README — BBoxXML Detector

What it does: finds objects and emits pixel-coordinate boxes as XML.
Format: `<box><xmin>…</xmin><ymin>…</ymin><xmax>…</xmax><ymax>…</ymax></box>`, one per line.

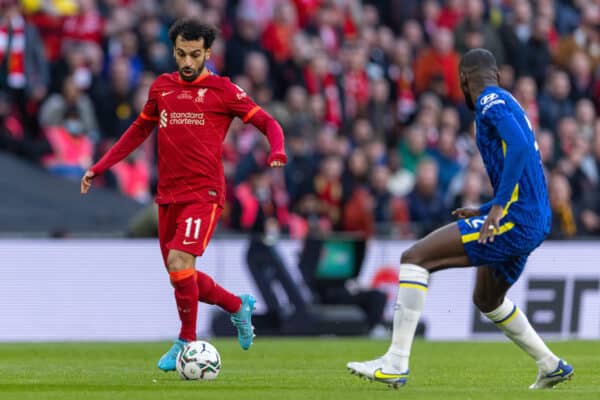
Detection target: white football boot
<box><xmin>347</xmin><ymin>355</ymin><xmax>409</xmax><ymax>389</ymax></box>
<box><xmin>529</xmin><ymin>359</ymin><xmax>574</xmax><ymax>389</ymax></box>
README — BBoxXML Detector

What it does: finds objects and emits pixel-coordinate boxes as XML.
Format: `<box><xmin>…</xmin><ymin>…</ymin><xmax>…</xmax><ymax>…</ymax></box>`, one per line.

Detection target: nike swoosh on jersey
<box><xmin>373</xmin><ymin>369</ymin><xmax>408</xmax><ymax>380</ymax></box>
<box><xmin>161</xmin><ymin>91</ymin><xmax>174</xmax><ymax>97</ymax></box>
<box><xmin>182</xmin><ymin>240</ymin><xmax>198</xmax><ymax>245</ymax></box>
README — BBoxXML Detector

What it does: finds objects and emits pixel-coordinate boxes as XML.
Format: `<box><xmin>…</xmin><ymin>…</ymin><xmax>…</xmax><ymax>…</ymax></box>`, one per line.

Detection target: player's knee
<box><xmin>166</xmin><ymin>252</ymin><xmax>194</xmax><ymax>272</ymax></box>
<box><xmin>472</xmin><ymin>291</ymin><xmax>502</xmax><ymax>313</ymax></box>
<box><xmin>400</xmin><ymin>245</ymin><xmax>425</xmax><ymax>266</ymax></box>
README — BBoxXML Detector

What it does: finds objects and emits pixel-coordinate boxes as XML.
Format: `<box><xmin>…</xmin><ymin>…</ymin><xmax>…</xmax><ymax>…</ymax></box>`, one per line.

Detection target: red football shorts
<box><xmin>158</xmin><ymin>202</ymin><xmax>223</xmax><ymax>265</ymax></box>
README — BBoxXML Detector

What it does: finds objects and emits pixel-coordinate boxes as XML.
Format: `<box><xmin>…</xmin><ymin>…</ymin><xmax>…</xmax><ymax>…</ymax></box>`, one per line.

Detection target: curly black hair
<box><xmin>168</xmin><ymin>19</ymin><xmax>218</xmax><ymax>48</ymax></box>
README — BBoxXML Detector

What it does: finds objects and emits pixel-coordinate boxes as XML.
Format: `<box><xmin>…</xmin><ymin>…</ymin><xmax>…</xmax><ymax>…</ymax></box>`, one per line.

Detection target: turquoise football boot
<box><xmin>230</xmin><ymin>294</ymin><xmax>256</xmax><ymax>350</ymax></box>
<box><xmin>157</xmin><ymin>338</ymin><xmax>188</xmax><ymax>371</ymax></box>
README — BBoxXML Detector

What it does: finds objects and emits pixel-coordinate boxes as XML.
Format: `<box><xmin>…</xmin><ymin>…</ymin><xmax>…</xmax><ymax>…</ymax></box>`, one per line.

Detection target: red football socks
<box><xmin>169</xmin><ymin>268</ymin><xmax>199</xmax><ymax>342</ymax></box>
<box><xmin>196</xmin><ymin>270</ymin><xmax>242</xmax><ymax>313</ymax></box>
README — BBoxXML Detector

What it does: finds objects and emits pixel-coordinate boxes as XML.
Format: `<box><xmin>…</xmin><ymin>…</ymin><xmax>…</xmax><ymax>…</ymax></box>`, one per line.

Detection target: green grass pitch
<box><xmin>0</xmin><ymin>338</ymin><xmax>597</xmax><ymax>400</ymax></box>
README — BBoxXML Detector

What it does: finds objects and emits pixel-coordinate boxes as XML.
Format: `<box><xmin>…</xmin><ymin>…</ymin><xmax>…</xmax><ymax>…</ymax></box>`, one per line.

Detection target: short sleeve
<box><xmin>139</xmin><ymin>80</ymin><xmax>159</xmax><ymax>122</ymax></box>
<box><xmin>222</xmin><ymin>78</ymin><xmax>261</xmax><ymax>122</ymax></box>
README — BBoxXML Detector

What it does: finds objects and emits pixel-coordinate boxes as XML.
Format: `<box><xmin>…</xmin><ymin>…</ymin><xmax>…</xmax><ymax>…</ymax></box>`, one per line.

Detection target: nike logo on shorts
<box><xmin>183</xmin><ymin>240</ymin><xmax>197</xmax><ymax>245</ymax></box>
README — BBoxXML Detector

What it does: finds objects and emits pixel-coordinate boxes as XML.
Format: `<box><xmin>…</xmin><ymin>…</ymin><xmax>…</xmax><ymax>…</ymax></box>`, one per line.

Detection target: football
<box><xmin>176</xmin><ymin>340</ymin><xmax>221</xmax><ymax>380</ymax></box>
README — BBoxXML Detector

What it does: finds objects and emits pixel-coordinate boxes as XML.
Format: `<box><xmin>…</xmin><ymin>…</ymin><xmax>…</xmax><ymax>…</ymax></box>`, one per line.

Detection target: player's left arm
<box><xmin>479</xmin><ymin>100</ymin><xmax>529</xmax><ymax>243</ymax></box>
<box><xmin>223</xmin><ymin>79</ymin><xmax>287</xmax><ymax>167</ymax></box>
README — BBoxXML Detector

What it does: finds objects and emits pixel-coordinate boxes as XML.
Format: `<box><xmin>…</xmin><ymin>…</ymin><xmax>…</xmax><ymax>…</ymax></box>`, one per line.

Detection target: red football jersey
<box><xmin>91</xmin><ymin>71</ymin><xmax>285</xmax><ymax>205</ymax></box>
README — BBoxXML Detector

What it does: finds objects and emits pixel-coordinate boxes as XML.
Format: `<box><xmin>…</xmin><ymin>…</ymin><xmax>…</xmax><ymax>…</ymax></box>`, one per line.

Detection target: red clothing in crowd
<box><xmin>62</xmin><ymin>9</ymin><xmax>104</xmax><ymax>45</ymax></box>
<box><xmin>414</xmin><ymin>48</ymin><xmax>462</xmax><ymax>103</ymax></box>
<box><xmin>261</xmin><ymin>21</ymin><xmax>297</xmax><ymax>63</ymax></box>
<box><xmin>343</xmin><ymin>69</ymin><xmax>369</xmax><ymax>119</ymax></box>
<box><xmin>303</xmin><ymin>67</ymin><xmax>342</xmax><ymax>128</ymax></box>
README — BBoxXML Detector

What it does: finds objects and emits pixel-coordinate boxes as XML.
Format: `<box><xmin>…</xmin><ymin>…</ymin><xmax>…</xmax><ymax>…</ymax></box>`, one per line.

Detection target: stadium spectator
<box><xmin>230</xmin><ymin>165</ymin><xmax>289</xmax><ymax>234</ymax></box>
<box><xmin>397</xmin><ymin>124</ymin><xmax>427</xmax><ymax>175</ymax></box>
<box><xmin>568</xmin><ymin>50</ymin><xmax>594</xmax><ymax>103</ymax></box>
<box><xmin>514</xmin><ymin>76</ymin><xmax>539</xmax><ymax>130</ymax></box>
<box><xmin>225</xmin><ymin>9</ymin><xmax>264</xmax><ymax>78</ymax></box>
<box><xmin>0</xmin><ymin>0</ymin><xmax>49</xmax><ymax>132</ymax></box>
<box><xmin>523</xmin><ymin>15</ymin><xmax>553</xmax><ymax>89</ymax></box>
<box><xmin>555</xmin><ymin>116</ymin><xmax>591</xmax><ymax>204</ymax></box>
<box><xmin>450</xmin><ymin>168</ymin><xmax>488</xmax><ymax>211</ymax></box>
<box><xmin>428</xmin><ymin>125</ymin><xmax>461</xmax><ymax>197</ymax></box>
<box><xmin>367</xmin><ymin>77</ymin><xmax>394</xmax><ymax>140</ymax></box>
<box><xmin>42</xmin><ymin>107</ymin><xmax>93</xmax><ymax>180</ymax></box>
<box><xmin>454</xmin><ymin>0</ymin><xmax>505</xmax><ymax>65</ymax></box>
<box><xmin>548</xmin><ymin>171</ymin><xmax>578</xmax><ymax>239</ymax></box>
<box><xmin>108</xmin><ymin>149</ymin><xmax>152</xmax><ymax>203</ymax></box>
<box><xmin>303</xmin><ymin>50</ymin><xmax>342</xmax><ymax>128</ymax></box>
<box><xmin>313</xmin><ymin>155</ymin><xmax>344</xmax><ymax>229</ymax></box>
<box><xmin>414</xmin><ymin>28</ymin><xmax>463</xmax><ymax>104</ymax></box>
<box><xmin>538</xmin><ymin>69</ymin><xmax>574</xmax><ymax>131</ymax></box>
<box><xmin>407</xmin><ymin>157</ymin><xmax>448</xmax><ymax>238</ymax></box>
<box><xmin>0</xmin><ymin>88</ymin><xmax>49</xmax><ymax>161</ymax></box>
<box><xmin>369</xmin><ymin>163</ymin><xmax>409</xmax><ymax>236</ymax></box>
<box><xmin>498</xmin><ymin>0</ymin><xmax>533</xmax><ymax>78</ymax></box>
<box><xmin>261</xmin><ymin>0</ymin><xmax>298</xmax><ymax>64</ymax></box>
<box><xmin>537</xmin><ymin>129</ymin><xmax>557</xmax><ymax>173</ymax></box>
<box><xmin>91</xmin><ymin>57</ymin><xmax>137</xmax><ymax>138</ymax></box>
<box><xmin>284</xmin><ymin>127</ymin><xmax>316</xmax><ymax>206</ymax></box>
<box><xmin>38</xmin><ymin>74</ymin><xmax>99</xmax><ymax>141</ymax></box>
<box><xmin>577</xmin><ymin>122</ymin><xmax>600</xmax><ymax>235</ymax></box>
<box><xmin>575</xmin><ymin>98</ymin><xmax>596</xmax><ymax>141</ymax></box>
<box><xmin>62</xmin><ymin>0</ymin><xmax>104</xmax><ymax>47</ymax></box>
<box><xmin>554</xmin><ymin>1</ymin><xmax>600</xmax><ymax>72</ymax></box>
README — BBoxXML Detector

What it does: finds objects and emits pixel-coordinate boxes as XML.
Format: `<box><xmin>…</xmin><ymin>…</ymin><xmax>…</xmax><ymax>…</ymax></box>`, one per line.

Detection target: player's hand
<box><xmin>478</xmin><ymin>204</ymin><xmax>503</xmax><ymax>244</ymax></box>
<box><xmin>268</xmin><ymin>152</ymin><xmax>287</xmax><ymax>168</ymax></box>
<box><xmin>80</xmin><ymin>170</ymin><xmax>96</xmax><ymax>194</ymax></box>
<box><xmin>451</xmin><ymin>207</ymin><xmax>480</xmax><ymax>219</ymax></box>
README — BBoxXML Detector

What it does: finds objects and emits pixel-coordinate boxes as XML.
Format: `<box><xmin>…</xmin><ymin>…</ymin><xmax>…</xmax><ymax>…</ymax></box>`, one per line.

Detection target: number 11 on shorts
<box><xmin>185</xmin><ymin>217</ymin><xmax>202</xmax><ymax>240</ymax></box>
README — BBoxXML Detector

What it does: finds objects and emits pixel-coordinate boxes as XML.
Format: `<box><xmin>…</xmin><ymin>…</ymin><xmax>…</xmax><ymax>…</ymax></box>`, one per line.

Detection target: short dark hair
<box><xmin>168</xmin><ymin>19</ymin><xmax>217</xmax><ymax>48</ymax></box>
<box><xmin>459</xmin><ymin>48</ymin><xmax>498</xmax><ymax>75</ymax></box>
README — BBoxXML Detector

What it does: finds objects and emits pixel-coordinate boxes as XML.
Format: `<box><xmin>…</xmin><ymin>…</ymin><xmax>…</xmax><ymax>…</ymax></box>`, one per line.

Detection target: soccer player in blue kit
<box><xmin>346</xmin><ymin>49</ymin><xmax>574</xmax><ymax>389</ymax></box>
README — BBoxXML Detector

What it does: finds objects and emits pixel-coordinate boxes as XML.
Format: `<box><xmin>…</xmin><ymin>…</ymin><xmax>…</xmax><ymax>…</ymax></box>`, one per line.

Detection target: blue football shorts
<box><xmin>457</xmin><ymin>214</ymin><xmax>547</xmax><ymax>285</ymax></box>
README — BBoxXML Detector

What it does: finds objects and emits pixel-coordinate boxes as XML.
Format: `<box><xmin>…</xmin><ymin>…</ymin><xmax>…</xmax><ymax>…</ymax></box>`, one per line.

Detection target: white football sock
<box><xmin>485</xmin><ymin>297</ymin><xmax>559</xmax><ymax>373</ymax></box>
<box><xmin>385</xmin><ymin>263</ymin><xmax>429</xmax><ymax>372</ymax></box>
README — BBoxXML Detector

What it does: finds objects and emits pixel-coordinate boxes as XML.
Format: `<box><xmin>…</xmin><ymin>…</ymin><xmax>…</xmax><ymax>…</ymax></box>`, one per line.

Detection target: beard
<box><xmin>178</xmin><ymin>56</ymin><xmax>206</xmax><ymax>82</ymax></box>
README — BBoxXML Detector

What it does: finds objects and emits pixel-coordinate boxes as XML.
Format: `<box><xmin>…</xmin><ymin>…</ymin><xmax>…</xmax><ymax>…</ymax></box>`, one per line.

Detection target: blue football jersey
<box><xmin>474</xmin><ymin>86</ymin><xmax>551</xmax><ymax>232</ymax></box>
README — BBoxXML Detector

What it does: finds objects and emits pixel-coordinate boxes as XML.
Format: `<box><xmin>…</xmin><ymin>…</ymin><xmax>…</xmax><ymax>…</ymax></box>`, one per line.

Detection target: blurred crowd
<box><xmin>1</xmin><ymin>0</ymin><xmax>600</xmax><ymax>239</ymax></box>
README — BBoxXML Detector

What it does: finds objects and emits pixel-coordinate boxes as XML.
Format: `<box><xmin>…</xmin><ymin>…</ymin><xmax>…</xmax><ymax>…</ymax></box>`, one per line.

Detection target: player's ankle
<box><xmin>384</xmin><ymin>350</ymin><xmax>408</xmax><ymax>371</ymax></box>
<box><xmin>536</xmin><ymin>354</ymin><xmax>560</xmax><ymax>373</ymax></box>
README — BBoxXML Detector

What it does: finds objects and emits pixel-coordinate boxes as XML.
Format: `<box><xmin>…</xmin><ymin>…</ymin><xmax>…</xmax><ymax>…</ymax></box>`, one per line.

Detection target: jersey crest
<box><xmin>195</xmin><ymin>88</ymin><xmax>208</xmax><ymax>103</ymax></box>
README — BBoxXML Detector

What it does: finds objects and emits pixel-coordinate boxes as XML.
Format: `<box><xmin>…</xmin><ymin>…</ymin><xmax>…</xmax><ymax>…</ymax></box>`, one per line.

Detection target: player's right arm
<box><xmin>81</xmin><ymin>82</ymin><xmax>159</xmax><ymax>194</ymax></box>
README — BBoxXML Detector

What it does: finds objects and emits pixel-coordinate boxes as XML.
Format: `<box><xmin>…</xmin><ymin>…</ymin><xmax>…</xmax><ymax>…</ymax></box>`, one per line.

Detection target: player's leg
<box><xmin>348</xmin><ymin>222</ymin><xmax>472</xmax><ymax>387</ymax></box>
<box><xmin>174</xmin><ymin>202</ymin><xmax>256</xmax><ymax>350</ymax></box>
<box><xmin>191</xmin><ymin>203</ymin><xmax>243</xmax><ymax>313</ymax></box>
<box><xmin>196</xmin><ymin>267</ymin><xmax>257</xmax><ymax>350</ymax></box>
<box><xmin>474</xmin><ymin>265</ymin><xmax>574</xmax><ymax>389</ymax></box>
<box><xmin>157</xmin><ymin>204</ymin><xmax>199</xmax><ymax>371</ymax></box>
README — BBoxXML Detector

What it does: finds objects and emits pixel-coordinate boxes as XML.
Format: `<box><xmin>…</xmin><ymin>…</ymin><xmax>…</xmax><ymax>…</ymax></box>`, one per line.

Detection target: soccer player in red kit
<box><xmin>80</xmin><ymin>19</ymin><xmax>287</xmax><ymax>371</ymax></box>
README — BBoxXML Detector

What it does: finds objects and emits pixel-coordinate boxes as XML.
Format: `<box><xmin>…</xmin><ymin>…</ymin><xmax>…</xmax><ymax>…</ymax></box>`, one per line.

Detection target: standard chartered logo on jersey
<box><xmin>159</xmin><ymin>109</ymin><xmax>205</xmax><ymax>128</ymax></box>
